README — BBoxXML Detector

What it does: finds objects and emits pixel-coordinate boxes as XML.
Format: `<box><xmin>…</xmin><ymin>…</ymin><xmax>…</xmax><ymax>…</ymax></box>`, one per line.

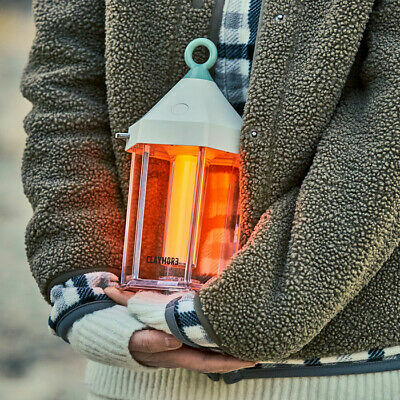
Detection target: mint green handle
<box><xmin>183</xmin><ymin>38</ymin><xmax>217</xmax><ymax>81</ymax></box>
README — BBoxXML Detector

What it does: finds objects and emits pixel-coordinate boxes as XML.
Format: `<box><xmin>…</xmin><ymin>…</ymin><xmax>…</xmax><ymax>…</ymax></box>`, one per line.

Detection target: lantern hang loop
<box><xmin>120</xmin><ymin>38</ymin><xmax>243</xmax><ymax>155</ymax></box>
<box><xmin>183</xmin><ymin>38</ymin><xmax>217</xmax><ymax>81</ymax></box>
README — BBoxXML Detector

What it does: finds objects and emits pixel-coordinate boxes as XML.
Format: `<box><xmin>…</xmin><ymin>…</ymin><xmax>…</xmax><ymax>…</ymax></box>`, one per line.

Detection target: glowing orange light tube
<box><xmin>163</xmin><ymin>154</ymin><xmax>198</xmax><ymax>264</ymax></box>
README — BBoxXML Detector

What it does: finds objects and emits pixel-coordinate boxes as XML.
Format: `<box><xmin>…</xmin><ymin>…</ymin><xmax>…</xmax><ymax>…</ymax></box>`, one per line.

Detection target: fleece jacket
<box><xmin>21</xmin><ymin>0</ymin><xmax>400</xmax><ymax>362</ymax></box>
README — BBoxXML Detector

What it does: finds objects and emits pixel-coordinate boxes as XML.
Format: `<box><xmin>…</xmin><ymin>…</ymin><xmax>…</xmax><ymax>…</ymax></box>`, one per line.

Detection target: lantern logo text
<box><xmin>146</xmin><ymin>256</ymin><xmax>180</xmax><ymax>265</ymax></box>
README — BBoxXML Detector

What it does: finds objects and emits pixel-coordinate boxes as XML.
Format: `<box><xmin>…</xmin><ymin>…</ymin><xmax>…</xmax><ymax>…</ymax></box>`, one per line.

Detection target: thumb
<box><xmin>104</xmin><ymin>287</ymin><xmax>135</xmax><ymax>306</ymax></box>
<box><xmin>130</xmin><ymin>330</ymin><xmax>182</xmax><ymax>354</ymax></box>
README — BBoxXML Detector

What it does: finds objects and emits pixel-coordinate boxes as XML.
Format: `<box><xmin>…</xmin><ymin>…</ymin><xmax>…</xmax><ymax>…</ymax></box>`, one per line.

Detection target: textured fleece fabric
<box><xmin>197</xmin><ymin>0</ymin><xmax>400</xmax><ymax>361</ymax></box>
<box><xmin>21</xmin><ymin>0</ymin><xmax>400</xmax><ymax>365</ymax></box>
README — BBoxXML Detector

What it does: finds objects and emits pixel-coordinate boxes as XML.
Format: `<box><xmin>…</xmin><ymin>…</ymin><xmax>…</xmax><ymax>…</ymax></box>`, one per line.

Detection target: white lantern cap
<box><xmin>119</xmin><ymin>38</ymin><xmax>243</xmax><ymax>154</ymax></box>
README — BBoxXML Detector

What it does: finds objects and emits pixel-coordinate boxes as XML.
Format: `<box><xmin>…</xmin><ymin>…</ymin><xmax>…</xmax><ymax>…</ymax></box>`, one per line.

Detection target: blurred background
<box><xmin>0</xmin><ymin>1</ymin><xmax>87</xmax><ymax>398</ymax></box>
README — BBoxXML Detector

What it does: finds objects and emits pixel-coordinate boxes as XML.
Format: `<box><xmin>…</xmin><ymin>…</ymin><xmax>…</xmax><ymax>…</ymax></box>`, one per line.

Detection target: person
<box><xmin>20</xmin><ymin>0</ymin><xmax>400</xmax><ymax>399</ymax></box>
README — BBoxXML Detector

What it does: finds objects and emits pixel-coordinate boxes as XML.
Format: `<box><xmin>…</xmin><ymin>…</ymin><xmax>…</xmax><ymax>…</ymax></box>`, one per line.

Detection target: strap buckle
<box><xmin>205</xmin><ymin>370</ymin><xmax>244</xmax><ymax>384</ymax></box>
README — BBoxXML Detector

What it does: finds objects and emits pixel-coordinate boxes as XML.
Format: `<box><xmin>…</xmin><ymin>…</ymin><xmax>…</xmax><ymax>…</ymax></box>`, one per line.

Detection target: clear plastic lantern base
<box><xmin>121</xmin><ymin>143</ymin><xmax>240</xmax><ymax>293</ymax></box>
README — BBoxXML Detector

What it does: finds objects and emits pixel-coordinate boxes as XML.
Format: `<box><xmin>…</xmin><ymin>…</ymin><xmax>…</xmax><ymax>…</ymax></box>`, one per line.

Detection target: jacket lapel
<box><xmin>103</xmin><ymin>0</ymin><xmax>374</xmax><ymax>217</ymax></box>
<box><xmin>239</xmin><ymin>0</ymin><xmax>375</xmax><ymax>236</ymax></box>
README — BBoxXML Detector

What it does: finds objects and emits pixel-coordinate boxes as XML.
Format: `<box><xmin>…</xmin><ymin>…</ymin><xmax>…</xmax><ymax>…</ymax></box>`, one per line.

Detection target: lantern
<box><xmin>116</xmin><ymin>38</ymin><xmax>242</xmax><ymax>292</ymax></box>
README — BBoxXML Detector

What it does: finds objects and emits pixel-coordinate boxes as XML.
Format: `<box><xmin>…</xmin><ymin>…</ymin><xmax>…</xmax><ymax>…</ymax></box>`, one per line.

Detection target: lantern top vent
<box><xmin>118</xmin><ymin>38</ymin><xmax>243</xmax><ymax>155</ymax></box>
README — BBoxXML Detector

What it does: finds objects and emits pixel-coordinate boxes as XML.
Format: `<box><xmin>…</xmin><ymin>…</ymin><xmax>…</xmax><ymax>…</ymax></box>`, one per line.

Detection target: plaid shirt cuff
<box><xmin>167</xmin><ymin>292</ymin><xmax>221</xmax><ymax>351</ymax></box>
<box><xmin>48</xmin><ymin>271</ymin><xmax>119</xmax><ymax>339</ymax></box>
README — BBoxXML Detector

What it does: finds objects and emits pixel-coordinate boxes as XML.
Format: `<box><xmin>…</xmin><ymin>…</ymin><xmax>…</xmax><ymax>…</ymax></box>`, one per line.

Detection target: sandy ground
<box><xmin>0</xmin><ymin>7</ymin><xmax>87</xmax><ymax>400</ymax></box>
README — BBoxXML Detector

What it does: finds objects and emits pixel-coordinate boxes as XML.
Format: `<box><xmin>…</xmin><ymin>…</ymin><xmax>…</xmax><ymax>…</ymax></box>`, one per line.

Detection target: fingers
<box><xmin>170</xmin><ymin>348</ymin><xmax>256</xmax><ymax>373</ymax></box>
<box><xmin>129</xmin><ymin>330</ymin><xmax>182</xmax><ymax>354</ymax></box>
<box><xmin>129</xmin><ymin>330</ymin><xmax>256</xmax><ymax>373</ymax></box>
<box><xmin>133</xmin><ymin>346</ymin><xmax>256</xmax><ymax>373</ymax></box>
<box><xmin>104</xmin><ymin>287</ymin><xmax>135</xmax><ymax>306</ymax></box>
<box><xmin>105</xmin><ymin>287</ymin><xmax>183</xmax><ymax>309</ymax></box>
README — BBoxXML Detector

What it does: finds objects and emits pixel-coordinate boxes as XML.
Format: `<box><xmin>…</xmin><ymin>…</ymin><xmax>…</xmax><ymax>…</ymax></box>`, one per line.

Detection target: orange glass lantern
<box><xmin>116</xmin><ymin>39</ymin><xmax>242</xmax><ymax>292</ymax></box>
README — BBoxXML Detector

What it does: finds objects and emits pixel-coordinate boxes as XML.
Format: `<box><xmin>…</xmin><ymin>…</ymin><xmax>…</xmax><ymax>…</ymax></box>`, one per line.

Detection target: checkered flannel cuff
<box><xmin>166</xmin><ymin>292</ymin><xmax>221</xmax><ymax>351</ymax></box>
<box><xmin>214</xmin><ymin>0</ymin><xmax>262</xmax><ymax>116</ymax></box>
<box><xmin>48</xmin><ymin>272</ymin><xmax>119</xmax><ymax>338</ymax></box>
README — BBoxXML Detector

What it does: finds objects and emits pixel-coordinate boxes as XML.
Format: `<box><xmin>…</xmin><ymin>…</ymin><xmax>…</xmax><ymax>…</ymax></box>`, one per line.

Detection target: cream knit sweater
<box><xmin>68</xmin><ymin>306</ymin><xmax>400</xmax><ymax>400</ymax></box>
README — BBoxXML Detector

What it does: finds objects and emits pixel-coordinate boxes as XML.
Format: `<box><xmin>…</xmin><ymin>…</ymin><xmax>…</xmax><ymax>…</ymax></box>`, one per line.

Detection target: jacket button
<box><xmin>250</xmin><ymin>131</ymin><xmax>258</xmax><ymax>138</ymax></box>
<box><xmin>274</xmin><ymin>14</ymin><xmax>284</xmax><ymax>21</ymax></box>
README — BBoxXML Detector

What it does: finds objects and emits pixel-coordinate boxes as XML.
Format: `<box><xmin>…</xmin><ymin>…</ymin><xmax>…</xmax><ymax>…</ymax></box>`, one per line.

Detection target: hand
<box><xmin>104</xmin><ymin>287</ymin><xmax>257</xmax><ymax>373</ymax></box>
<box><xmin>128</xmin><ymin>329</ymin><xmax>256</xmax><ymax>373</ymax></box>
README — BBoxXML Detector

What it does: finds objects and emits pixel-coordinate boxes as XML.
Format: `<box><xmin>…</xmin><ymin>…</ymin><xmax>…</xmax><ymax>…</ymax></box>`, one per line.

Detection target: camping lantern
<box><xmin>116</xmin><ymin>38</ymin><xmax>243</xmax><ymax>292</ymax></box>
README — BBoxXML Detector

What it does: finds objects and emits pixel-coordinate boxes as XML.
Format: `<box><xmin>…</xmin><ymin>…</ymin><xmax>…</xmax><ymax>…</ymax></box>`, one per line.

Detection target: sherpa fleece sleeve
<box><xmin>195</xmin><ymin>0</ymin><xmax>400</xmax><ymax>361</ymax></box>
<box><xmin>20</xmin><ymin>0</ymin><xmax>124</xmax><ymax>301</ymax></box>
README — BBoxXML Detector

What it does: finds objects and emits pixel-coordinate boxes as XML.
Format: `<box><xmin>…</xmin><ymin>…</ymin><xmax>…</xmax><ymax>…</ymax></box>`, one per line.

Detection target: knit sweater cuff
<box><xmin>67</xmin><ymin>304</ymin><xmax>159</xmax><ymax>372</ymax></box>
